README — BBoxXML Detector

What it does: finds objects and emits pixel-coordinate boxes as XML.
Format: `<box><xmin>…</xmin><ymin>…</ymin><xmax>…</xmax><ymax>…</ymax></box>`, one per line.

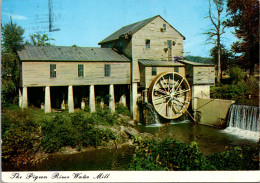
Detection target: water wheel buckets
<box><xmin>148</xmin><ymin>72</ymin><xmax>191</xmax><ymax>119</ymax></box>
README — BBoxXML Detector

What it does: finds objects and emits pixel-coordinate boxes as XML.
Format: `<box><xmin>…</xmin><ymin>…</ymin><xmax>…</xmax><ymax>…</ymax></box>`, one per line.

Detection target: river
<box><xmin>2</xmin><ymin>121</ymin><xmax>258</xmax><ymax>171</ymax></box>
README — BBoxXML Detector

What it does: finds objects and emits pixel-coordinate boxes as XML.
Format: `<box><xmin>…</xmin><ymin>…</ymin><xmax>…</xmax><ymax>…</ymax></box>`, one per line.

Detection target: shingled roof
<box><xmin>18</xmin><ymin>45</ymin><xmax>130</xmax><ymax>62</ymax></box>
<box><xmin>98</xmin><ymin>15</ymin><xmax>185</xmax><ymax>44</ymax></box>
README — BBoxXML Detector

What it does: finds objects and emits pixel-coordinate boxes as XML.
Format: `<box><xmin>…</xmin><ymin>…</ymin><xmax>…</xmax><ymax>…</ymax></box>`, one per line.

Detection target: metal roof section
<box><xmin>178</xmin><ymin>60</ymin><xmax>215</xmax><ymax>66</ymax></box>
<box><xmin>139</xmin><ymin>59</ymin><xmax>185</xmax><ymax>67</ymax></box>
<box><xmin>98</xmin><ymin>15</ymin><xmax>185</xmax><ymax>44</ymax></box>
<box><xmin>18</xmin><ymin>45</ymin><xmax>131</xmax><ymax>62</ymax></box>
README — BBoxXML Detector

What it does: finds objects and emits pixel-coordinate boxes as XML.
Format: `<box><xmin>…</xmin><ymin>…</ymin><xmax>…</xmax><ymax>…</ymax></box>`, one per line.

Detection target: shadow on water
<box><xmin>3</xmin><ymin>145</ymin><xmax>135</xmax><ymax>171</ymax></box>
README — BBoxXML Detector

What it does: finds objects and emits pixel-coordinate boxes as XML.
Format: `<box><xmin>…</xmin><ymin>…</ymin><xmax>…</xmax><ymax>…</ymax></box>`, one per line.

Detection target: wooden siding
<box><xmin>139</xmin><ymin>64</ymin><xmax>145</xmax><ymax>87</ymax></box>
<box><xmin>142</xmin><ymin>66</ymin><xmax>185</xmax><ymax>88</ymax></box>
<box><xmin>132</xmin><ymin>16</ymin><xmax>184</xmax><ymax>82</ymax></box>
<box><xmin>193</xmin><ymin>67</ymin><xmax>215</xmax><ymax>85</ymax></box>
<box><xmin>101</xmin><ymin>39</ymin><xmax>132</xmax><ymax>59</ymax></box>
<box><xmin>22</xmin><ymin>61</ymin><xmax>130</xmax><ymax>87</ymax></box>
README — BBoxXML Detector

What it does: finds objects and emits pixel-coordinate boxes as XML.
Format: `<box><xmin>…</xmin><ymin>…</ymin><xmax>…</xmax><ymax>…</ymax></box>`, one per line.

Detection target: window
<box><xmin>174</xmin><ymin>67</ymin><xmax>179</xmax><ymax>73</ymax></box>
<box><xmin>119</xmin><ymin>41</ymin><xmax>123</xmax><ymax>47</ymax></box>
<box><xmin>152</xmin><ymin>66</ymin><xmax>157</xmax><ymax>76</ymax></box>
<box><xmin>167</xmin><ymin>40</ymin><xmax>172</xmax><ymax>48</ymax></box>
<box><xmin>145</xmin><ymin>39</ymin><xmax>150</xmax><ymax>48</ymax></box>
<box><xmin>78</xmin><ymin>64</ymin><xmax>84</xmax><ymax>77</ymax></box>
<box><xmin>105</xmin><ymin>64</ymin><xmax>111</xmax><ymax>77</ymax></box>
<box><xmin>50</xmin><ymin>64</ymin><xmax>56</xmax><ymax>78</ymax></box>
<box><xmin>163</xmin><ymin>24</ymin><xmax>166</xmax><ymax>31</ymax></box>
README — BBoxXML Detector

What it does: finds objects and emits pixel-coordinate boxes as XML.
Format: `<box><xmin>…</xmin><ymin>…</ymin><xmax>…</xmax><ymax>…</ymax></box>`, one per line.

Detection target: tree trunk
<box><xmin>217</xmin><ymin>34</ymin><xmax>221</xmax><ymax>83</ymax></box>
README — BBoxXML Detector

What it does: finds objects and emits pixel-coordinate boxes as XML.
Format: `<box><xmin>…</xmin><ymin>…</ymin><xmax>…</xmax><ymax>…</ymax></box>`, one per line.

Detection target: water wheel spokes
<box><xmin>148</xmin><ymin>72</ymin><xmax>191</xmax><ymax>119</ymax></box>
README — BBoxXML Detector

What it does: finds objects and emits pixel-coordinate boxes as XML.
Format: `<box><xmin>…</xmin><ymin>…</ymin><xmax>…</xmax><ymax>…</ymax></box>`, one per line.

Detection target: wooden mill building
<box><xmin>18</xmin><ymin>15</ymin><xmax>214</xmax><ymax>120</ymax></box>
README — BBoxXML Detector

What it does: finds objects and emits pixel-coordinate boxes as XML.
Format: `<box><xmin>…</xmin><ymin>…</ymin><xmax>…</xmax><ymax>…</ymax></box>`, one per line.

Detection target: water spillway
<box><xmin>227</xmin><ymin>104</ymin><xmax>259</xmax><ymax>131</ymax></box>
<box><xmin>224</xmin><ymin>104</ymin><xmax>259</xmax><ymax>141</ymax></box>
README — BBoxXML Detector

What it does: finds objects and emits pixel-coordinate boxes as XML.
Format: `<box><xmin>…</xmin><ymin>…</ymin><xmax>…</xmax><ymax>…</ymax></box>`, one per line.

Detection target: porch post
<box><xmin>22</xmin><ymin>87</ymin><xmax>28</xmax><ymax>109</ymax></box>
<box><xmin>19</xmin><ymin>88</ymin><xmax>22</xmax><ymax>108</ymax></box>
<box><xmin>89</xmin><ymin>85</ymin><xmax>95</xmax><ymax>112</ymax></box>
<box><xmin>109</xmin><ymin>84</ymin><xmax>115</xmax><ymax>113</ymax></box>
<box><xmin>68</xmin><ymin>85</ymin><xmax>74</xmax><ymax>113</ymax></box>
<box><xmin>44</xmin><ymin>86</ymin><xmax>51</xmax><ymax>113</ymax></box>
<box><xmin>130</xmin><ymin>83</ymin><xmax>138</xmax><ymax>120</ymax></box>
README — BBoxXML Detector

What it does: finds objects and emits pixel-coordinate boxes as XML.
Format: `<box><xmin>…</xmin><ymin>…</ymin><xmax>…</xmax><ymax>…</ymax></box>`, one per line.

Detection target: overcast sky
<box><xmin>1</xmin><ymin>0</ymin><xmax>238</xmax><ymax>57</ymax></box>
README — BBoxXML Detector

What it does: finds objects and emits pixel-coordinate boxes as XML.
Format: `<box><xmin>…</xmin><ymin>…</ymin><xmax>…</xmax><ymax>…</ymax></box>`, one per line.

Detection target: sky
<box><xmin>1</xmin><ymin>0</ymin><xmax>238</xmax><ymax>57</ymax></box>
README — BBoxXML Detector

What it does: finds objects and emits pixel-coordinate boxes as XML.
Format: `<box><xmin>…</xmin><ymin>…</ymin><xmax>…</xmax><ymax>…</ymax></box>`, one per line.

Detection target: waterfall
<box><xmin>224</xmin><ymin>104</ymin><xmax>259</xmax><ymax>141</ymax></box>
<box><xmin>145</xmin><ymin>103</ymin><xmax>161</xmax><ymax>126</ymax></box>
<box><xmin>227</xmin><ymin>104</ymin><xmax>259</xmax><ymax>131</ymax></box>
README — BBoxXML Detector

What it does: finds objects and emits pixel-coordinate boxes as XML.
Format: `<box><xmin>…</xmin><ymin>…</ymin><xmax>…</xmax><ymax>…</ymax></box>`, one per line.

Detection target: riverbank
<box><xmin>1</xmin><ymin>104</ymin><xmax>153</xmax><ymax>167</ymax></box>
<box><xmin>31</xmin><ymin>124</ymin><xmax>153</xmax><ymax>165</ymax></box>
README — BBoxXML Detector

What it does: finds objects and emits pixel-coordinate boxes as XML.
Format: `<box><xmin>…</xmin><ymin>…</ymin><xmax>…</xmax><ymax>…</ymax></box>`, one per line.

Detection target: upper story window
<box><xmin>105</xmin><ymin>64</ymin><xmax>111</xmax><ymax>77</ymax></box>
<box><xmin>50</xmin><ymin>64</ymin><xmax>56</xmax><ymax>78</ymax></box>
<box><xmin>163</xmin><ymin>24</ymin><xmax>166</xmax><ymax>31</ymax></box>
<box><xmin>167</xmin><ymin>40</ymin><xmax>172</xmax><ymax>48</ymax></box>
<box><xmin>78</xmin><ymin>64</ymin><xmax>84</xmax><ymax>77</ymax></box>
<box><xmin>145</xmin><ymin>39</ymin><xmax>150</xmax><ymax>48</ymax></box>
<box><xmin>152</xmin><ymin>66</ymin><xmax>157</xmax><ymax>76</ymax></box>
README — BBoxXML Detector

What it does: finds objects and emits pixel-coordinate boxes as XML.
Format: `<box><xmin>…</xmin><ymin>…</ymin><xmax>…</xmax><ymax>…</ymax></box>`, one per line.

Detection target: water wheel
<box><xmin>148</xmin><ymin>72</ymin><xmax>191</xmax><ymax>119</ymax></box>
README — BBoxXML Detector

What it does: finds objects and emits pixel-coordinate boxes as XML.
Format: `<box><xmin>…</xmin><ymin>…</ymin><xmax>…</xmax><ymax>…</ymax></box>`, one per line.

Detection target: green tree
<box><xmin>2</xmin><ymin>21</ymin><xmax>24</xmax><ymax>54</ymax></box>
<box><xmin>204</xmin><ymin>0</ymin><xmax>226</xmax><ymax>83</ymax></box>
<box><xmin>1</xmin><ymin>21</ymin><xmax>25</xmax><ymax>105</ymax></box>
<box><xmin>1</xmin><ymin>53</ymin><xmax>20</xmax><ymax>104</ymax></box>
<box><xmin>210</xmin><ymin>44</ymin><xmax>234</xmax><ymax>77</ymax></box>
<box><xmin>185</xmin><ymin>55</ymin><xmax>213</xmax><ymax>64</ymax></box>
<box><xmin>26</xmin><ymin>33</ymin><xmax>55</xmax><ymax>46</ymax></box>
<box><xmin>226</xmin><ymin>0</ymin><xmax>259</xmax><ymax>75</ymax></box>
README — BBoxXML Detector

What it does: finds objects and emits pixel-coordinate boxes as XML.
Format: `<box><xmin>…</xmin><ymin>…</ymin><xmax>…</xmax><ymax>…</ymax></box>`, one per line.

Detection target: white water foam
<box><xmin>222</xmin><ymin>127</ymin><xmax>259</xmax><ymax>142</ymax></box>
<box><xmin>146</xmin><ymin>123</ymin><xmax>164</xmax><ymax>127</ymax></box>
<box><xmin>146</xmin><ymin>120</ymin><xmax>190</xmax><ymax>127</ymax></box>
<box><xmin>170</xmin><ymin>120</ymin><xmax>190</xmax><ymax>125</ymax></box>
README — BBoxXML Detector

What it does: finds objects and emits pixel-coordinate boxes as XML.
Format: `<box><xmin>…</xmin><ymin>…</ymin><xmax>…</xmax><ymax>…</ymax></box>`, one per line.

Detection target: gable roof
<box><xmin>98</xmin><ymin>15</ymin><xmax>185</xmax><ymax>45</ymax></box>
<box><xmin>18</xmin><ymin>45</ymin><xmax>130</xmax><ymax>62</ymax></box>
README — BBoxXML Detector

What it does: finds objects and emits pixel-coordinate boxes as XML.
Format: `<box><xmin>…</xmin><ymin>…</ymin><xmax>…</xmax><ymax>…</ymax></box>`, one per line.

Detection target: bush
<box><xmin>92</xmin><ymin>106</ymin><xmax>118</xmax><ymax>125</ymax></box>
<box><xmin>41</xmin><ymin>115</ymin><xmax>77</xmax><ymax>152</ymax></box>
<box><xmin>229</xmin><ymin>67</ymin><xmax>245</xmax><ymax>84</ymax></box>
<box><xmin>127</xmin><ymin>138</ymin><xmax>213</xmax><ymax>170</ymax></box>
<box><xmin>1</xmin><ymin>109</ymin><xmax>40</xmax><ymax>165</ymax></box>
<box><xmin>207</xmin><ymin>146</ymin><xmax>259</xmax><ymax>170</ymax></box>
<box><xmin>127</xmin><ymin>138</ymin><xmax>259</xmax><ymax>170</ymax></box>
<box><xmin>245</xmin><ymin>76</ymin><xmax>259</xmax><ymax>94</ymax></box>
<box><xmin>40</xmin><ymin>112</ymin><xmax>116</xmax><ymax>153</ymax></box>
<box><xmin>116</xmin><ymin>103</ymin><xmax>131</xmax><ymax>116</ymax></box>
<box><xmin>210</xmin><ymin>74</ymin><xmax>259</xmax><ymax>105</ymax></box>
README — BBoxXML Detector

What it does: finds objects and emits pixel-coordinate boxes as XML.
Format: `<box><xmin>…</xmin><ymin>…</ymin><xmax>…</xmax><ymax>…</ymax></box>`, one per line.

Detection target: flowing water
<box><xmin>222</xmin><ymin>104</ymin><xmax>259</xmax><ymax>141</ymax></box>
<box><xmin>136</xmin><ymin>121</ymin><xmax>258</xmax><ymax>155</ymax></box>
